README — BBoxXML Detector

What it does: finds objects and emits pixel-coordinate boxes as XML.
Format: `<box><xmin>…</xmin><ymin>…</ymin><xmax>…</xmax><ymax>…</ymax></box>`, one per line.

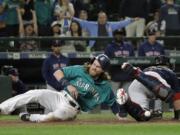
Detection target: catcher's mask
<box><xmin>90</xmin><ymin>54</ymin><xmax>110</xmax><ymax>71</ymax></box>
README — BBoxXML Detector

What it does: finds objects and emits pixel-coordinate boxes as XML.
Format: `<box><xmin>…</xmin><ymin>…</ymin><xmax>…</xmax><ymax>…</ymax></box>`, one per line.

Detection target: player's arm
<box><xmin>53</xmin><ymin>69</ymin><xmax>78</xmax><ymax>99</ymax></box>
<box><xmin>110</xmin><ymin>18</ymin><xmax>138</xmax><ymax>31</ymax></box>
<box><xmin>107</xmin><ymin>90</ymin><xmax>127</xmax><ymax>120</ymax></box>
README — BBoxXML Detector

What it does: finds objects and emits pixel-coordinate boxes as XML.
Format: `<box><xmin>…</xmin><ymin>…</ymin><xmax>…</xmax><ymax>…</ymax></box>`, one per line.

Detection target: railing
<box><xmin>1</xmin><ymin>35</ymin><xmax>180</xmax><ymax>41</ymax></box>
<box><xmin>0</xmin><ymin>51</ymin><xmax>179</xmax><ymax>64</ymax></box>
<box><xmin>0</xmin><ymin>35</ymin><xmax>180</xmax><ymax>51</ymax></box>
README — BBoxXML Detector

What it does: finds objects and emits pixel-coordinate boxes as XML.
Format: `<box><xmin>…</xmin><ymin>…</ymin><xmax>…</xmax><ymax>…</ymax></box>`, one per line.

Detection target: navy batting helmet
<box><xmin>154</xmin><ymin>55</ymin><xmax>171</xmax><ymax>67</ymax></box>
<box><xmin>8</xmin><ymin>68</ymin><xmax>19</xmax><ymax>76</ymax></box>
<box><xmin>91</xmin><ymin>54</ymin><xmax>110</xmax><ymax>71</ymax></box>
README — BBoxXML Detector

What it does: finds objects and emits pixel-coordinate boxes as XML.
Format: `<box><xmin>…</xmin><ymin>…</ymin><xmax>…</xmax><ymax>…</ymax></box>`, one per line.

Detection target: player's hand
<box><xmin>67</xmin><ymin>85</ymin><xmax>78</xmax><ymax>99</ymax></box>
<box><xmin>121</xmin><ymin>62</ymin><xmax>140</xmax><ymax>78</ymax></box>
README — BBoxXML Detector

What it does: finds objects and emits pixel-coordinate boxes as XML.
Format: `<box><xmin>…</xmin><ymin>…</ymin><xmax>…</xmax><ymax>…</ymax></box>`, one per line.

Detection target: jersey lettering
<box><xmin>76</xmin><ymin>79</ymin><xmax>100</xmax><ymax>102</ymax></box>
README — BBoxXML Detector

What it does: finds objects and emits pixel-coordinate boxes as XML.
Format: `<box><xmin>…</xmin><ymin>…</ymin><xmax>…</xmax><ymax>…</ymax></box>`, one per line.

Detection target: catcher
<box><xmin>116</xmin><ymin>55</ymin><xmax>180</xmax><ymax>121</ymax></box>
<box><xmin>0</xmin><ymin>54</ymin><xmax>124</xmax><ymax>122</ymax></box>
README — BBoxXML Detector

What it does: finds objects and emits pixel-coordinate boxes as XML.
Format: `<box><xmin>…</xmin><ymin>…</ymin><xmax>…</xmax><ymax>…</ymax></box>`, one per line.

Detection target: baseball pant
<box><xmin>0</xmin><ymin>89</ymin><xmax>80</xmax><ymax>122</ymax></box>
<box><xmin>128</xmin><ymin>79</ymin><xmax>155</xmax><ymax>109</ymax></box>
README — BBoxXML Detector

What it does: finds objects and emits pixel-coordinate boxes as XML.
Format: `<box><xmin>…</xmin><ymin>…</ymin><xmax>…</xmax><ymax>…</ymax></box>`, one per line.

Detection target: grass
<box><xmin>0</xmin><ymin>112</ymin><xmax>180</xmax><ymax>135</ymax></box>
<box><xmin>1</xmin><ymin>124</ymin><xmax>180</xmax><ymax>135</ymax></box>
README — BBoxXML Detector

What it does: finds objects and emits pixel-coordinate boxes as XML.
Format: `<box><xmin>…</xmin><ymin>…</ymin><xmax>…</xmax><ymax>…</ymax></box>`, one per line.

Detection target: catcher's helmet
<box><xmin>154</xmin><ymin>55</ymin><xmax>171</xmax><ymax>67</ymax></box>
<box><xmin>91</xmin><ymin>54</ymin><xmax>110</xmax><ymax>71</ymax></box>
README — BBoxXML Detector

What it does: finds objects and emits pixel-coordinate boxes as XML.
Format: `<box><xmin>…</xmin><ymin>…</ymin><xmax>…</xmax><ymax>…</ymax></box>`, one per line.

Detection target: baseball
<box><xmin>144</xmin><ymin>111</ymin><xmax>151</xmax><ymax>117</ymax></box>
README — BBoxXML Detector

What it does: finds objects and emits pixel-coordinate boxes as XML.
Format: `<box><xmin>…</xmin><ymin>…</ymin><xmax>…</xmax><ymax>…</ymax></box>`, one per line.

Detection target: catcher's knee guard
<box><xmin>136</xmin><ymin>72</ymin><xmax>174</xmax><ymax>102</ymax></box>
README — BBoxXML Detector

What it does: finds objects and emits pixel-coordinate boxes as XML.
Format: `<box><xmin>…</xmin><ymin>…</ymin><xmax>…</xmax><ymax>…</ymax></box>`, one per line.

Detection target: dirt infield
<box><xmin>0</xmin><ymin>118</ymin><xmax>179</xmax><ymax>126</ymax></box>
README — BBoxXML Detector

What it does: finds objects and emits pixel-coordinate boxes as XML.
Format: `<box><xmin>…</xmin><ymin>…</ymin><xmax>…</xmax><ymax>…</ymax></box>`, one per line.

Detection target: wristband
<box><xmin>58</xmin><ymin>77</ymin><xmax>70</xmax><ymax>89</ymax></box>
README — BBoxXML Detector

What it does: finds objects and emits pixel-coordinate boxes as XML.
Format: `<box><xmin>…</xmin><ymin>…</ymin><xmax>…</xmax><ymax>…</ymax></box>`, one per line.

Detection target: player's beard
<box><xmin>89</xmin><ymin>66</ymin><xmax>102</xmax><ymax>78</ymax></box>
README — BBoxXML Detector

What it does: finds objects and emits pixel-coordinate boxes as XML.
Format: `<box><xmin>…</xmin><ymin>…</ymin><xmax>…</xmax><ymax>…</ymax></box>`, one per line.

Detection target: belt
<box><xmin>62</xmin><ymin>91</ymin><xmax>80</xmax><ymax>111</ymax></box>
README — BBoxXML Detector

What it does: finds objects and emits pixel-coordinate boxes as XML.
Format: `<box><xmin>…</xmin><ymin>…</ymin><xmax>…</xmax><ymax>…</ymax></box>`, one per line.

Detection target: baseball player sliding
<box><xmin>116</xmin><ymin>55</ymin><xmax>180</xmax><ymax>121</ymax></box>
<box><xmin>0</xmin><ymin>54</ymin><xmax>124</xmax><ymax>122</ymax></box>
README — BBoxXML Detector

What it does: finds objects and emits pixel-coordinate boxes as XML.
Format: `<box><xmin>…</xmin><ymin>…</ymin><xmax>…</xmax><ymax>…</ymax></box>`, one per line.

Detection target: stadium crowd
<box><xmin>0</xmin><ymin>0</ymin><xmax>179</xmax><ymax>52</ymax></box>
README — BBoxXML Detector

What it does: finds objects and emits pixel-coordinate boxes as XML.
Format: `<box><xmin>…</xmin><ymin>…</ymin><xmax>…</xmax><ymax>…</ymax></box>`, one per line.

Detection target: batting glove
<box><xmin>116</xmin><ymin>88</ymin><xmax>128</xmax><ymax>105</ymax></box>
<box><xmin>121</xmin><ymin>62</ymin><xmax>140</xmax><ymax>78</ymax></box>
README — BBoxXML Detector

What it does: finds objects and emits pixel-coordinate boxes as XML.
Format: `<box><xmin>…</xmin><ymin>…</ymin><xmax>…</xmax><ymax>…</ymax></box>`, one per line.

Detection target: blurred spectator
<box><xmin>70</xmin><ymin>0</ymin><xmax>85</xmax><ymax>17</ymax></box>
<box><xmin>53</xmin><ymin>0</ymin><xmax>75</xmax><ymax>34</ymax></box>
<box><xmin>78</xmin><ymin>9</ymin><xmax>89</xmax><ymax>37</ymax></box>
<box><xmin>34</xmin><ymin>0</ymin><xmax>52</xmax><ymax>36</ymax></box>
<box><xmin>159</xmin><ymin>0</ymin><xmax>180</xmax><ymax>49</ymax></box>
<box><xmin>50</xmin><ymin>20</ymin><xmax>64</xmax><ymax>37</ymax></box>
<box><xmin>119</xmin><ymin>0</ymin><xmax>148</xmax><ymax>37</ymax></box>
<box><xmin>65</xmin><ymin>20</ymin><xmax>87</xmax><ymax>51</ymax></box>
<box><xmin>42</xmin><ymin>40</ymin><xmax>69</xmax><ymax>91</ymax></box>
<box><xmin>17</xmin><ymin>7</ymin><xmax>38</xmax><ymax>52</ymax></box>
<box><xmin>104</xmin><ymin>29</ymin><xmax>134</xmax><ymax>58</ymax></box>
<box><xmin>7</xmin><ymin>67</ymin><xmax>27</xmax><ymax>96</ymax></box>
<box><xmin>18</xmin><ymin>24</ymin><xmax>39</xmax><ymax>52</ymax></box>
<box><xmin>73</xmin><ymin>11</ymin><xmax>137</xmax><ymax>51</ymax></box>
<box><xmin>17</xmin><ymin>0</ymin><xmax>38</xmax><ymax>33</ymax></box>
<box><xmin>20</xmin><ymin>0</ymin><xmax>35</xmax><ymax>23</ymax></box>
<box><xmin>79</xmin><ymin>9</ymin><xmax>88</xmax><ymax>20</ymax></box>
<box><xmin>147</xmin><ymin>0</ymin><xmax>162</xmax><ymax>22</ymax></box>
<box><xmin>1</xmin><ymin>65</ymin><xmax>27</xmax><ymax>96</ymax></box>
<box><xmin>49</xmin><ymin>20</ymin><xmax>71</xmax><ymax>52</ymax></box>
<box><xmin>145</xmin><ymin>11</ymin><xmax>166</xmax><ymax>45</ymax></box>
<box><xmin>138</xmin><ymin>28</ymin><xmax>165</xmax><ymax>56</ymax></box>
<box><xmin>0</xmin><ymin>0</ymin><xmax>7</xmax><ymax>36</ymax></box>
<box><xmin>159</xmin><ymin>0</ymin><xmax>180</xmax><ymax>35</ymax></box>
<box><xmin>1</xmin><ymin>0</ymin><xmax>22</xmax><ymax>36</ymax></box>
<box><xmin>78</xmin><ymin>9</ymin><xmax>88</xmax><ymax>19</ymax></box>
<box><xmin>146</xmin><ymin>11</ymin><xmax>166</xmax><ymax>37</ymax></box>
